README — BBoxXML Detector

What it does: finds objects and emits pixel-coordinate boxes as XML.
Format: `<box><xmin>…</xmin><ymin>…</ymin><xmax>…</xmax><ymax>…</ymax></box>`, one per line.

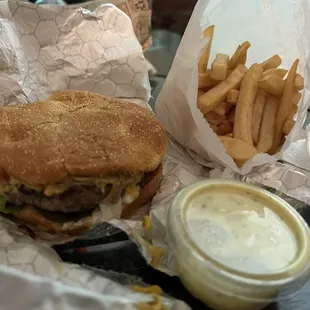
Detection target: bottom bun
<box><xmin>5</xmin><ymin>164</ymin><xmax>163</xmax><ymax>241</ymax></box>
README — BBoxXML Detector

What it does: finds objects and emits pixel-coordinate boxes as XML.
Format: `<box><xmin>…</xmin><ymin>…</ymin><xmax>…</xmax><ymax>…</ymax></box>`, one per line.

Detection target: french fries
<box><xmin>219</xmin><ymin>136</ymin><xmax>258</xmax><ymax>161</ymax></box>
<box><xmin>204</xmin><ymin>111</ymin><xmax>226</xmax><ymax>126</ymax></box>
<box><xmin>252</xmin><ymin>89</ymin><xmax>267</xmax><ymax>145</ymax></box>
<box><xmin>261</xmin><ymin>68</ymin><xmax>288</xmax><ymax>79</ymax></box>
<box><xmin>210</xmin><ymin>120</ymin><xmax>233</xmax><ymax>135</ymax></box>
<box><xmin>228</xmin><ymin>41</ymin><xmax>251</xmax><ymax>70</ymax></box>
<box><xmin>198</xmin><ymin>26</ymin><xmax>215</xmax><ymax>73</ymax></box>
<box><xmin>258</xmin><ymin>74</ymin><xmax>303</xmax><ymax>98</ymax></box>
<box><xmin>256</xmin><ymin>96</ymin><xmax>279</xmax><ymax>153</ymax></box>
<box><xmin>283</xmin><ymin>119</ymin><xmax>295</xmax><ymax>135</ymax></box>
<box><xmin>198</xmin><ymin>70</ymin><xmax>219</xmax><ymax>89</ymax></box>
<box><xmin>227</xmin><ymin>108</ymin><xmax>235</xmax><ymax>124</ymax></box>
<box><xmin>270</xmin><ymin>59</ymin><xmax>299</xmax><ymax>154</ymax></box>
<box><xmin>210</xmin><ymin>53</ymin><xmax>229</xmax><ymax>81</ymax></box>
<box><xmin>233</xmin><ymin>64</ymin><xmax>263</xmax><ymax>145</ymax></box>
<box><xmin>213</xmin><ymin>101</ymin><xmax>234</xmax><ymax>116</ymax></box>
<box><xmin>199</xmin><ymin>90</ymin><xmax>225</xmax><ymax>125</ymax></box>
<box><xmin>282</xmin><ymin>105</ymin><xmax>298</xmax><ymax>135</ymax></box>
<box><xmin>227</xmin><ymin>89</ymin><xmax>239</xmax><ymax>104</ymax></box>
<box><xmin>195</xmin><ymin>26</ymin><xmax>304</xmax><ymax>167</ymax></box>
<box><xmin>258</xmin><ymin>74</ymin><xmax>284</xmax><ymax>97</ymax></box>
<box><xmin>292</xmin><ymin>91</ymin><xmax>302</xmax><ymax>106</ymax></box>
<box><xmin>295</xmin><ymin>74</ymin><xmax>304</xmax><ymax>91</ymax></box>
<box><xmin>198</xmin><ymin>65</ymin><xmax>247</xmax><ymax>114</ymax></box>
<box><xmin>261</xmin><ymin>54</ymin><xmax>282</xmax><ymax>70</ymax></box>
<box><xmin>289</xmin><ymin>104</ymin><xmax>298</xmax><ymax>118</ymax></box>
<box><xmin>197</xmin><ymin>90</ymin><xmax>205</xmax><ymax>98</ymax></box>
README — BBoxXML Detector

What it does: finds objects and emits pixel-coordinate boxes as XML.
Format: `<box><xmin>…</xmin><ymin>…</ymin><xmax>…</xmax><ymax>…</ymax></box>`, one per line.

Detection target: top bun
<box><xmin>0</xmin><ymin>91</ymin><xmax>167</xmax><ymax>185</ymax></box>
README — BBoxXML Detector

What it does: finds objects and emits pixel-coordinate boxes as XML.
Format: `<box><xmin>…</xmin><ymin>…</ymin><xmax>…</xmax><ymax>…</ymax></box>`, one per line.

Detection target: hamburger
<box><xmin>0</xmin><ymin>91</ymin><xmax>167</xmax><ymax>238</ymax></box>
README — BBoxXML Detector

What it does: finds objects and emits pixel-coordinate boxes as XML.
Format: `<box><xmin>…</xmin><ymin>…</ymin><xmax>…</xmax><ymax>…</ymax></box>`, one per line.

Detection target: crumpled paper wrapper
<box><xmin>1</xmin><ymin>0</ymin><xmax>150</xmax><ymax>105</ymax></box>
<box><xmin>0</xmin><ymin>216</ymin><xmax>189</xmax><ymax>309</ymax></box>
<box><xmin>155</xmin><ymin>0</ymin><xmax>310</xmax><ymax>174</ymax></box>
<box><xmin>79</xmin><ymin>0</ymin><xmax>152</xmax><ymax>51</ymax></box>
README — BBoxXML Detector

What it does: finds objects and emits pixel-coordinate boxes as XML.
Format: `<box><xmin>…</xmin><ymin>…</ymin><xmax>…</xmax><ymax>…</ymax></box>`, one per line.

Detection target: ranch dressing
<box><xmin>168</xmin><ymin>180</ymin><xmax>310</xmax><ymax>310</ymax></box>
<box><xmin>185</xmin><ymin>186</ymin><xmax>297</xmax><ymax>274</ymax></box>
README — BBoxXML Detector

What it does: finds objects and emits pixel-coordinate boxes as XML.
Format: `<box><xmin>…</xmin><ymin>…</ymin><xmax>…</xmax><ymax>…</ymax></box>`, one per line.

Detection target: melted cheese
<box><xmin>44</xmin><ymin>183</ymin><xmax>71</xmax><ymax>196</ymax></box>
<box><xmin>0</xmin><ymin>175</ymin><xmax>142</xmax><ymax>198</ymax></box>
<box><xmin>123</xmin><ymin>184</ymin><xmax>140</xmax><ymax>204</ymax></box>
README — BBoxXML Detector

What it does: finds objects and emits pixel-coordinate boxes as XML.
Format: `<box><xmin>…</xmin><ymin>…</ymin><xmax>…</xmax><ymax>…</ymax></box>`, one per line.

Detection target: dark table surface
<box><xmin>53</xmin><ymin>204</ymin><xmax>310</xmax><ymax>310</ymax></box>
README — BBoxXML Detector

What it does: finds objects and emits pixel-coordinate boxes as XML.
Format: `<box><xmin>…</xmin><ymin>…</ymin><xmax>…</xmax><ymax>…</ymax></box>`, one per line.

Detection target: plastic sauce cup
<box><xmin>167</xmin><ymin>180</ymin><xmax>310</xmax><ymax>310</ymax></box>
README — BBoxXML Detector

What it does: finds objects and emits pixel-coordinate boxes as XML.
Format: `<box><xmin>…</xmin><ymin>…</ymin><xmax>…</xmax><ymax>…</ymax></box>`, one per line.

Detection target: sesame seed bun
<box><xmin>0</xmin><ymin>91</ymin><xmax>167</xmax><ymax>185</ymax></box>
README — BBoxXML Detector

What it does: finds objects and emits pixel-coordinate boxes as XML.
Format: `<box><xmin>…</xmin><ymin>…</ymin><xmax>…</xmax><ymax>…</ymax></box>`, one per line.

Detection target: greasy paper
<box><xmin>156</xmin><ymin>0</ymin><xmax>310</xmax><ymax>174</ymax></box>
<box><xmin>79</xmin><ymin>0</ymin><xmax>152</xmax><ymax>50</ymax></box>
<box><xmin>0</xmin><ymin>1</ymin><xmax>150</xmax><ymax>105</ymax></box>
<box><xmin>0</xmin><ymin>216</ymin><xmax>189</xmax><ymax>309</ymax></box>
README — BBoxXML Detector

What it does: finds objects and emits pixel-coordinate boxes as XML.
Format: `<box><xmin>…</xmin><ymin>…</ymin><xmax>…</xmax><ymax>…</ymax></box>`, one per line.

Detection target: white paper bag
<box><xmin>156</xmin><ymin>0</ymin><xmax>310</xmax><ymax>174</ymax></box>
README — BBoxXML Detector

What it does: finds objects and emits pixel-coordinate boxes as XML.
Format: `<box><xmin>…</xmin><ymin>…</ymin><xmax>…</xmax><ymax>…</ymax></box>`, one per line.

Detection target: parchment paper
<box><xmin>0</xmin><ymin>1</ymin><xmax>150</xmax><ymax>105</ymax></box>
<box><xmin>0</xmin><ymin>215</ymin><xmax>189</xmax><ymax>309</ymax></box>
<box><xmin>156</xmin><ymin>0</ymin><xmax>310</xmax><ymax>174</ymax></box>
<box><xmin>79</xmin><ymin>0</ymin><xmax>152</xmax><ymax>50</ymax></box>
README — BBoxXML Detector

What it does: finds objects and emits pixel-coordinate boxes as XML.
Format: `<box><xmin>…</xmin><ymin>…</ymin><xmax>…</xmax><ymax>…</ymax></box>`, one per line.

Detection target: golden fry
<box><xmin>289</xmin><ymin>104</ymin><xmax>298</xmax><ymax>118</ymax></box>
<box><xmin>198</xmin><ymin>25</ymin><xmax>215</xmax><ymax>73</ymax></box>
<box><xmin>257</xmin><ymin>74</ymin><xmax>303</xmax><ymax>97</ymax></box>
<box><xmin>226</xmin><ymin>133</ymin><xmax>233</xmax><ymax>137</ymax></box>
<box><xmin>219</xmin><ymin>136</ymin><xmax>258</xmax><ymax>161</ymax></box>
<box><xmin>228</xmin><ymin>41</ymin><xmax>251</xmax><ymax>70</ymax></box>
<box><xmin>132</xmin><ymin>285</ymin><xmax>162</xmax><ymax>295</ymax></box>
<box><xmin>213</xmin><ymin>102</ymin><xmax>226</xmax><ymax>115</ymax></box>
<box><xmin>198</xmin><ymin>65</ymin><xmax>247</xmax><ymax>114</ymax></box>
<box><xmin>256</xmin><ymin>96</ymin><xmax>279</xmax><ymax>153</ymax></box>
<box><xmin>143</xmin><ymin>216</ymin><xmax>152</xmax><ymax>231</ymax></box>
<box><xmin>258</xmin><ymin>74</ymin><xmax>284</xmax><ymax>97</ymax></box>
<box><xmin>197</xmin><ymin>90</ymin><xmax>205</xmax><ymax>99</ymax></box>
<box><xmin>292</xmin><ymin>91</ymin><xmax>302</xmax><ymax>106</ymax></box>
<box><xmin>210</xmin><ymin>53</ymin><xmax>229</xmax><ymax>81</ymax></box>
<box><xmin>234</xmin><ymin>159</ymin><xmax>248</xmax><ymax>168</ymax></box>
<box><xmin>295</xmin><ymin>74</ymin><xmax>304</xmax><ymax>91</ymax></box>
<box><xmin>198</xmin><ymin>70</ymin><xmax>219</xmax><ymax>89</ymax></box>
<box><xmin>252</xmin><ymin>89</ymin><xmax>267</xmax><ymax>145</ymax></box>
<box><xmin>210</xmin><ymin>120</ymin><xmax>233</xmax><ymax>135</ymax></box>
<box><xmin>204</xmin><ymin>111</ymin><xmax>226</xmax><ymax>126</ymax></box>
<box><xmin>283</xmin><ymin>118</ymin><xmax>295</xmax><ymax>135</ymax></box>
<box><xmin>261</xmin><ymin>54</ymin><xmax>282</xmax><ymax>70</ymax></box>
<box><xmin>233</xmin><ymin>64</ymin><xmax>263</xmax><ymax>145</ymax></box>
<box><xmin>213</xmin><ymin>101</ymin><xmax>234</xmax><ymax>116</ymax></box>
<box><xmin>227</xmin><ymin>89</ymin><xmax>239</xmax><ymax>104</ymax></box>
<box><xmin>261</xmin><ymin>68</ymin><xmax>288</xmax><ymax>79</ymax></box>
<box><xmin>270</xmin><ymin>59</ymin><xmax>299</xmax><ymax>154</ymax></box>
<box><xmin>199</xmin><ymin>90</ymin><xmax>225</xmax><ymax>126</ymax></box>
<box><xmin>227</xmin><ymin>108</ymin><xmax>235</xmax><ymax>124</ymax></box>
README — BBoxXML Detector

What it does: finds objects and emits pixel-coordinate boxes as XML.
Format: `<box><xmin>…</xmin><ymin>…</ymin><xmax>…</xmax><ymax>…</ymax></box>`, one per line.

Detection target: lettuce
<box><xmin>0</xmin><ymin>197</ymin><xmax>21</xmax><ymax>214</ymax></box>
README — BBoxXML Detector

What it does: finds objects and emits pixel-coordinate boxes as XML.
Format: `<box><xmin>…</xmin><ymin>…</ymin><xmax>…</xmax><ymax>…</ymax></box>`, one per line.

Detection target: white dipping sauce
<box><xmin>185</xmin><ymin>187</ymin><xmax>297</xmax><ymax>274</ymax></box>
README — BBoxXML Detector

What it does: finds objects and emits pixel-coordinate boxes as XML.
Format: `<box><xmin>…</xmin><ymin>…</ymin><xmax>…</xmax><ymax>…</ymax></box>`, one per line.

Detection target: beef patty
<box><xmin>4</xmin><ymin>172</ymin><xmax>151</xmax><ymax>214</ymax></box>
<box><xmin>7</xmin><ymin>185</ymin><xmax>107</xmax><ymax>213</ymax></box>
